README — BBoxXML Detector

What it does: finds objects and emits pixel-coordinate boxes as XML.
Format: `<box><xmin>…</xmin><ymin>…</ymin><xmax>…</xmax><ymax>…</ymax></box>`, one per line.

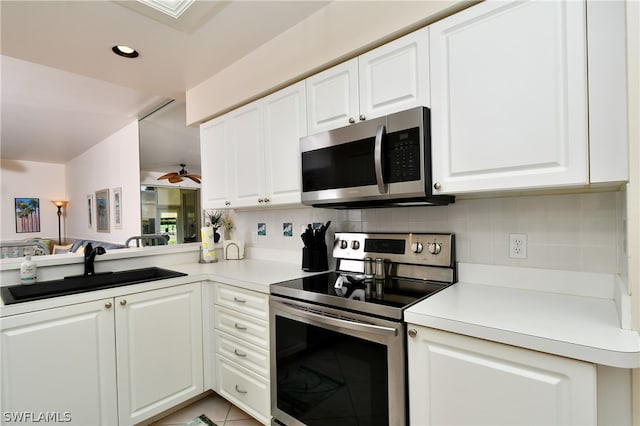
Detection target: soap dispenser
<box><xmin>20</xmin><ymin>250</ymin><xmax>37</xmax><ymax>284</ymax></box>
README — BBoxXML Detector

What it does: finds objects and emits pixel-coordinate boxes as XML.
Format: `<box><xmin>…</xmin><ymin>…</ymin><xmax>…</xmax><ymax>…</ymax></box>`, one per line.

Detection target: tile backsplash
<box><xmin>227</xmin><ymin>190</ymin><xmax>626</xmax><ymax>274</ymax></box>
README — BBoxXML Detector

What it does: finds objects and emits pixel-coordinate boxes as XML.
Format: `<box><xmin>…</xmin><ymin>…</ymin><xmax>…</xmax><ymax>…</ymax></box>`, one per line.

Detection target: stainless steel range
<box><xmin>270</xmin><ymin>232</ymin><xmax>456</xmax><ymax>426</ymax></box>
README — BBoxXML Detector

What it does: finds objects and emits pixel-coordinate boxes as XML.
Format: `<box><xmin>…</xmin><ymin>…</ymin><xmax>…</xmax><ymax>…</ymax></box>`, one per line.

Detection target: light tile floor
<box><xmin>151</xmin><ymin>392</ymin><xmax>262</xmax><ymax>426</ymax></box>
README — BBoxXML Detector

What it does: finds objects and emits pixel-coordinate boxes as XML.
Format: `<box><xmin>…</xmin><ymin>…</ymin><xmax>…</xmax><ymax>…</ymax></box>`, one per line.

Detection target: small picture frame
<box><xmin>95</xmin><ymin>189</ymin><xmax>110</xmax><ymax>233</ymax></box>
<box><xmin>15</xmin><ymin>198</ymin><xmax>41</xmax><ymax>233</ymax></box>
<box><xmin>113</xmin><ymin>187</ymin><xmax>122</xmax><ymax>229</ymax></box>
<box><xmin>87</xmin><ymin>194</ymin><xmax>93</xmax><ymax>228</ymax></box>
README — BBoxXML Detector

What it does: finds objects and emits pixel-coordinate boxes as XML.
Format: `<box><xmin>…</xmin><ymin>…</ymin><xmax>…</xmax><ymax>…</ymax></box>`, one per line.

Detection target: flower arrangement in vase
<box><xmin>206</xmin><ymin>210</ymin><xmax>233</xmax><ymax>242</ymax></box>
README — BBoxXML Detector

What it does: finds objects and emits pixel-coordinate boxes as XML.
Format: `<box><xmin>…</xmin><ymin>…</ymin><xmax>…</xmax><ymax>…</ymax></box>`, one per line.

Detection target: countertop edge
<box><xmin>405</xmin><ymin>282</ymin><xmax>640</xmax><ymax>369</ymax></box>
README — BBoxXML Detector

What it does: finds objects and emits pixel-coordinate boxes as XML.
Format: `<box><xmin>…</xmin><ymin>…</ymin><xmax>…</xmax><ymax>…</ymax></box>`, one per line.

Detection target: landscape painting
<box><xmin>15</xmin><ymin>198</ymin><xmax>41</xmax><ymax>233</ymax></box>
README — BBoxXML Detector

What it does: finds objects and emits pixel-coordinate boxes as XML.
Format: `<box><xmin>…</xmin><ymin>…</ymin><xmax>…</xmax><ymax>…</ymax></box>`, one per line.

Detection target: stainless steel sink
<box><xmin>1</xmin><ymin>267</ymin><xmax>187</xmax><ymax>305</ymax></box>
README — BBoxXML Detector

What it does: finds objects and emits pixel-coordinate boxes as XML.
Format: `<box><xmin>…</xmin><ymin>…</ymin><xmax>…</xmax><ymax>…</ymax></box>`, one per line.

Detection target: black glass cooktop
<box><xmin>270</xmin><ymin>271</ymin><xmax>450</xmax><ymax>320</ymax></box>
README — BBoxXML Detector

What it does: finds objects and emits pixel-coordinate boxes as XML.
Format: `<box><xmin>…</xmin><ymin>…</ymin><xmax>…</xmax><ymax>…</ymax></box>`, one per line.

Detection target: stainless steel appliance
<box><xmin>270</xmin><ymin>232</ymin><xmax>457</xmax><ymax>426</ymax></box>
<box><xmin>300</xmin><ymin>107</ymin><xmax>454</xmax><ymax>208</ymax></box>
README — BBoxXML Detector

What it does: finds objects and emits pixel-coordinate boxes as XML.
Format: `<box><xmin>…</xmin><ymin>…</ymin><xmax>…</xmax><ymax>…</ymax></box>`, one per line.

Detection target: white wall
<box><xmin>0</xmin><ymin>159</ymin><xmax>67</xmax><ymax>242</ymax></box>
<box><xmin>65</xmin><ymin>120</ymin><xmax>141</xmax><ymax>244</ymax></box>
<box><xmin>186</xmin><ymin>1</ymin><xmax>467</xmax><ymax>124</ymax></box>
<box><xmin>231</xmin><ymin>191</ymin><xmax>625</xmax><ymax>275</ymax></box>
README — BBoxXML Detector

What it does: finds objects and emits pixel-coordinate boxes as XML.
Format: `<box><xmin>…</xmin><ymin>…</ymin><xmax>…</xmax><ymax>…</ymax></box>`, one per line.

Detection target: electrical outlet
<box><xmin>509</xmin><ymin>233</ymin><xmax>527</xmax><ymax>259</ymax></box>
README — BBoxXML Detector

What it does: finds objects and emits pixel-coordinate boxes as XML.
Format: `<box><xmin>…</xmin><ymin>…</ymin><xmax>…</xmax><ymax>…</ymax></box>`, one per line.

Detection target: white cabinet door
<box><xmin>408</xmin><ymin>326</ymin><xmax>596</xmax><ymax>425</ymax></box>
<box><xmin>430</xmin><ymin>0</ymin><xmax>588</xmax><ymax>194</ymax></box>
<box><xmin>263</xmin><ymin>81</ymin><xmax>306</xmax><ymax>205</ymax></box>
<box><xmin>116</xmin><ymin>283</ymin><xmax>203</xmax><ymax>425</ymax></box>
<box><xmin>229</xmin><ymin>101</ymin><xmax>265</xmax><ymax>208</ymax></box>
<box><xmin>200</xmin><ymin>116</ymin><xmax>232</xmax><ymax>208</ymax></box>
<box><xmin>359</xmin><ymin>26</ymin><xmax>430</xmax><ymax>119</ymax></box>
<box><xmin>306</xmin><ymin>59</ymin><xmax>359</xmax><ymax>134</ymax></box>
<box><xmin>0</xmin><ymin>300</ymin><xmax>118</xmax><ymax>426</ymax></box>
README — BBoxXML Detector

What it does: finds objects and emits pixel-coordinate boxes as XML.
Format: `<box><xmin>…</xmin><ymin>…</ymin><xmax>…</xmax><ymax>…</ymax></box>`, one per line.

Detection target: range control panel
<box><xmin>333</xmin><ymin>232</ymin><xmax>454</xmax><ymax>268</ymax></box>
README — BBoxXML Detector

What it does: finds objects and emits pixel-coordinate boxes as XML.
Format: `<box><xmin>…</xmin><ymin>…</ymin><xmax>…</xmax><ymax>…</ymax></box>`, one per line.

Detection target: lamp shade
<box><xmin>51</xmin><ymin>200</ymin><xmax>68</xmax><ymax>208</ymax></box>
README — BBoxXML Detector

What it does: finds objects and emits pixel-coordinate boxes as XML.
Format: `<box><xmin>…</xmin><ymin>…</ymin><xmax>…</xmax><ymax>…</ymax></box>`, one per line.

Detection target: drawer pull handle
<box><xmin>233</xmin><ymin>297</ymin><xmax>247</xmax><ymax>303</ymax></box>
<box><xmin>234</xmin><ymin>323</ymin><xmax>247</xmax><ymax>331</ymax></box>
<box><xmin>235</xmin><ymin>384</ymin><xmax>248</xmax><ymax>394</ymax></box>
<box><xmin>234</xmin><ymin>349</ymin><xmax>247</xmax><ymax>358</ymax></box>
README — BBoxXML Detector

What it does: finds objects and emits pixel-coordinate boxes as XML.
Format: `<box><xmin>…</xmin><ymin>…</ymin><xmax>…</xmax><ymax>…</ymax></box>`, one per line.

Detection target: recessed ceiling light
<box><xmin>112</xmin><ymin>45</ymin><xmax>139</xmax><ymax>58</ymax></box>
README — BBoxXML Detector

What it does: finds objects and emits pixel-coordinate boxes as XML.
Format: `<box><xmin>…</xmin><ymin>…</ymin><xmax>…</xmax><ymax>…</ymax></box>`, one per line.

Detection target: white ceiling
<box><xmin>0</xmin><ymin>0</ymin><xmax>330</xmax><ymax>171</ymax></box>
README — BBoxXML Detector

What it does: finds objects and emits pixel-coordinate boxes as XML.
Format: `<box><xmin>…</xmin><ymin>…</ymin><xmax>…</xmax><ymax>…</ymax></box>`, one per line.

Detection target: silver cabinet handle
<box><xmin>359</xmin><ymin>114</ymin><xmax>366</xmax><ymax>121</ymax></box>
<box><xmin>235</xmin><ymin>384</ymin><xmax>248</xmax><ymax>394</ymax></box>
<box><xmin>408</xmin><ymin>329</ymin><xmax>418</xmax><ymax>338</ymax></box>
<box><xmin>348</xmin><ymin>117</ymin><xmax>355</xmax><ymax>124</ymax></box>
<box><xmin>233</xmin><ymin>297</ymin><xmax>247</xmax><ymax>303</ymax></box>
<box><xmin>234</xmin><ymin>323</ymin><xmax>247</xmax><ymax>330</ymax></box>
<box><xmin>105</xmin><ymin>302</ymin><xmax>112</xmax><ymax>309</ymax></box>
<box><xmin>264</xmin><ymin>197</ymin><xmax>270</xmax><ymax>203</ymax></box>
<box><xmin>120</xmin><ymin>300</ymin><xmax>127</xmax><ymax>306</ymax></box>
<box><xmin>225</xmin><ymin>201</ymin><xmax>231</xmax><ymax>206</ymax></box>
<box><xmin>258</xmin><ymin>198</ymin><xmax>264</xmax><ymax>203</ymax></box>
<box><xmin>433</xmin><ymin>182</ymin><xmax>442</xmax><ymax>190</ymax></box>
<box><xmin>234</xmin><ymin>349</ymin><xmax>247</xmax><ymax>358</ymax></box>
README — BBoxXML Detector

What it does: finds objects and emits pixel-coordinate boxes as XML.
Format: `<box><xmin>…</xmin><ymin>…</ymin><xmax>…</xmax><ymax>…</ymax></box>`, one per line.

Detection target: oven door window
<box><xmin>275</xmin><ymin>315</ymin><xmax>389</xmax><ymax>426</ymax></box>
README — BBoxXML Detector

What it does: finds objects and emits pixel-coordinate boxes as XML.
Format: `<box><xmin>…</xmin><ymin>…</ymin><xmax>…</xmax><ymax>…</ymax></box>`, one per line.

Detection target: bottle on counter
<box><xmin>20</xmin><ymin>251</ymin><xmax>37</xmax><ymax>284</ymax></box>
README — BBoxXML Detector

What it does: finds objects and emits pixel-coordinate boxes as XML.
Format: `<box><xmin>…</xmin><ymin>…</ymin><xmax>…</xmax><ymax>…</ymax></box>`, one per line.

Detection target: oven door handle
<box><xmin>278</xmin><ymin>301</ymin><xmax>398</xmax><ymax>337</ymax></box>
<box><xmin>374</xmin><ymin>124</ymin><xmax>388</xmax><ymax>194</ymax></box>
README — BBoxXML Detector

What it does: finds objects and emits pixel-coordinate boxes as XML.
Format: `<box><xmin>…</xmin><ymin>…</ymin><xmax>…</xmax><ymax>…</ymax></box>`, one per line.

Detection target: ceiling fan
<box><xmin>157</xmin><ymin>164</ymin><xmax>201</xmax><ymax>184</ymax></box>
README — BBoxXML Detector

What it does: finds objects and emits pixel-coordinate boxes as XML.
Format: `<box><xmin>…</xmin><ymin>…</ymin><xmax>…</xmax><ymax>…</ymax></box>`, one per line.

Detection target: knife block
<box><xmin>302</xmin><ymin>247</ymin><xmax>328</xmax><ymax>272</ymax></box>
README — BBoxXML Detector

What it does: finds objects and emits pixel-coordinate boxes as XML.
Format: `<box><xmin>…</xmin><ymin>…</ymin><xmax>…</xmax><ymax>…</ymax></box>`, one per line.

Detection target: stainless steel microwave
<box><xmin>300</xmin><ymin>106</ymin><xmax>454</xmax><ymax>208</ymax></box>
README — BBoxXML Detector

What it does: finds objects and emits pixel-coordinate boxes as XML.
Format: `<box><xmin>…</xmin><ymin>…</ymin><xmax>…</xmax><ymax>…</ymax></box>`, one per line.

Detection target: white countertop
<box><xmin>3</xmin><ymin>251</ymin><xmax>639</xmax><ymax>369</ymax></box>
<box><xmin>169</xmin><ymin>259</ymin><xmax>323</xmax><ymax>293</ymax></box>
<box><xmin>405</xmin><ymin>265</ymin><xmax>640</xmax><ymax>369</ymax></box>
<box><xmin>0</xmin><ymin>257</ymin><xmax>318</xmax><ymax>317</ymax></box>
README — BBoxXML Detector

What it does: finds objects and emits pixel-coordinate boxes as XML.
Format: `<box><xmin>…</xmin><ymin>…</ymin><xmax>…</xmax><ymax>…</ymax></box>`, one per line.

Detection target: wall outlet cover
<box><xmin>509</xmin><ymin>233</ymin><xmax>527</xmax><ymax>259</ymax></box>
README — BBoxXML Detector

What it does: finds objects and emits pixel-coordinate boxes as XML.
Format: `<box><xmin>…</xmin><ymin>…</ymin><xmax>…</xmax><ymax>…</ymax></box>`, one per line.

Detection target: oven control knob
<box><xmin>411</xmin><ymin>242</ymin><xmax>423</xmax><ymax>254</ymax></box>
<box><xmin>340</xmin><ymin>240</ymin><xmax>348</xmax><ymax>249</ymax></box>
<box><xmin>428</xmin><ymin>242</ymin><xmax>442</xmax><ymax>255</ymax></box>
<box><xmin>351</xmin><ymin>241</ymin><xmax>360</xmax><ymax>250</ymax></box>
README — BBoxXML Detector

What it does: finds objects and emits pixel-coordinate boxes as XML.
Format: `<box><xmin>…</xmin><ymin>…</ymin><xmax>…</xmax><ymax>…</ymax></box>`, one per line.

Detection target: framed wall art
<box><xmin>113</xmin><ymin>187</ymin><xmax>122</xmax><ymax>229</ymax></box>
<box><xmin>15</xmin><ymin>198</ymin><xmax>41</xmax><ymax>233</ymax></box>
<box><xmin>95</xmin><ymin>189</ymin><xmax>110</xmax><ymax>233</ymax></box>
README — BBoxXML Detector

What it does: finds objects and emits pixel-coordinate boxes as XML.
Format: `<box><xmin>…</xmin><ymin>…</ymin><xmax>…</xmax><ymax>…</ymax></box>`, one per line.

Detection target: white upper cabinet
<box><xmin>306</xmin><ymin>27</ymin><xmax>429</xmax><ymax>134</ymax></box>
<box><xmin>306</xmin><ymin>59</ymin><xmax>359</xmax><ymax>134</ymax></box>
<box><xmin>359</xmin><ymin>26</ymin><xmax>430</xmax><ymax>120</ymax></box>
<box><xmin>430</xmin><ymin>0</ymin><xmax>590</xmax><ymax>194</ymax></box>
<box><xmin>200</xmin><ymin>116</ymin><xmax>232</xmax><ymax>208</ymax></box>
<box><xmin>229</xmin><ymin>100</ymin><xmax>265</xmax><ymax>207</ymax></box>
<box><xmin>201</xmin><ymin>82</ymin><xmax>307</xmax><ymax>209</ymax></box>
<box><xmin>263</xmin><ymin>81</ymin><xmax>307</xmax><ymax>205</ymax></box>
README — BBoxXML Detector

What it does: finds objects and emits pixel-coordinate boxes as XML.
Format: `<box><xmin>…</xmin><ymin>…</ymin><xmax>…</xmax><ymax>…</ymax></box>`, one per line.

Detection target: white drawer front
<box><xmin>214</xmin><ymin>283</ymin><xmax>269</xmax><ymax>320</ymax></box>
<box><xmin>214</xmin><ymin>306</ymin><xmax>269</xmax><ymax>349</ymax></box>
<box><xmin>216</xmin><ymin>331</ymin><xmax>269</xmax><ymax>378</ymax></box>
<box><xmin>217</xmin><ymin>357</ymin><xmax>270</xmax><ymax>424</ymax></box>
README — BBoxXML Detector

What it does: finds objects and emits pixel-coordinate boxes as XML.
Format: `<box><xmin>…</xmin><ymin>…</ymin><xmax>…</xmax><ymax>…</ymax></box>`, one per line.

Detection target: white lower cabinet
<box><xmin>116</xmin><ymin>283</ymin><xmax>204</xmax><ymax>425</ymax></box>
<box><xmin>407</xmin><ymin>325</ymin><xmax>596</xmax><ymax>425</ymax></box>
<box><xmin>212</xmin><ymin>282</ymin><xmax>270</xmax><ymax>425</ymax></box>
<box><xmin>1</xmin><ymin>299</ymin><xmax>118</xmax><ymax>425</ymax></box>
<box><xmin>0</xmin><ymin>282</ymin><xmax>203</xmax><ymax>426</ymax></box>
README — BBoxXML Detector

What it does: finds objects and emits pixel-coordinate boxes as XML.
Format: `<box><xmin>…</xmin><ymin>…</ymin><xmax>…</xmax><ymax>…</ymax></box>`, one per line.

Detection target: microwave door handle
<box><xmin>374</xmin><ymin>124</ymin><xmax>388</xmax><ymax>194</ymax></box>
